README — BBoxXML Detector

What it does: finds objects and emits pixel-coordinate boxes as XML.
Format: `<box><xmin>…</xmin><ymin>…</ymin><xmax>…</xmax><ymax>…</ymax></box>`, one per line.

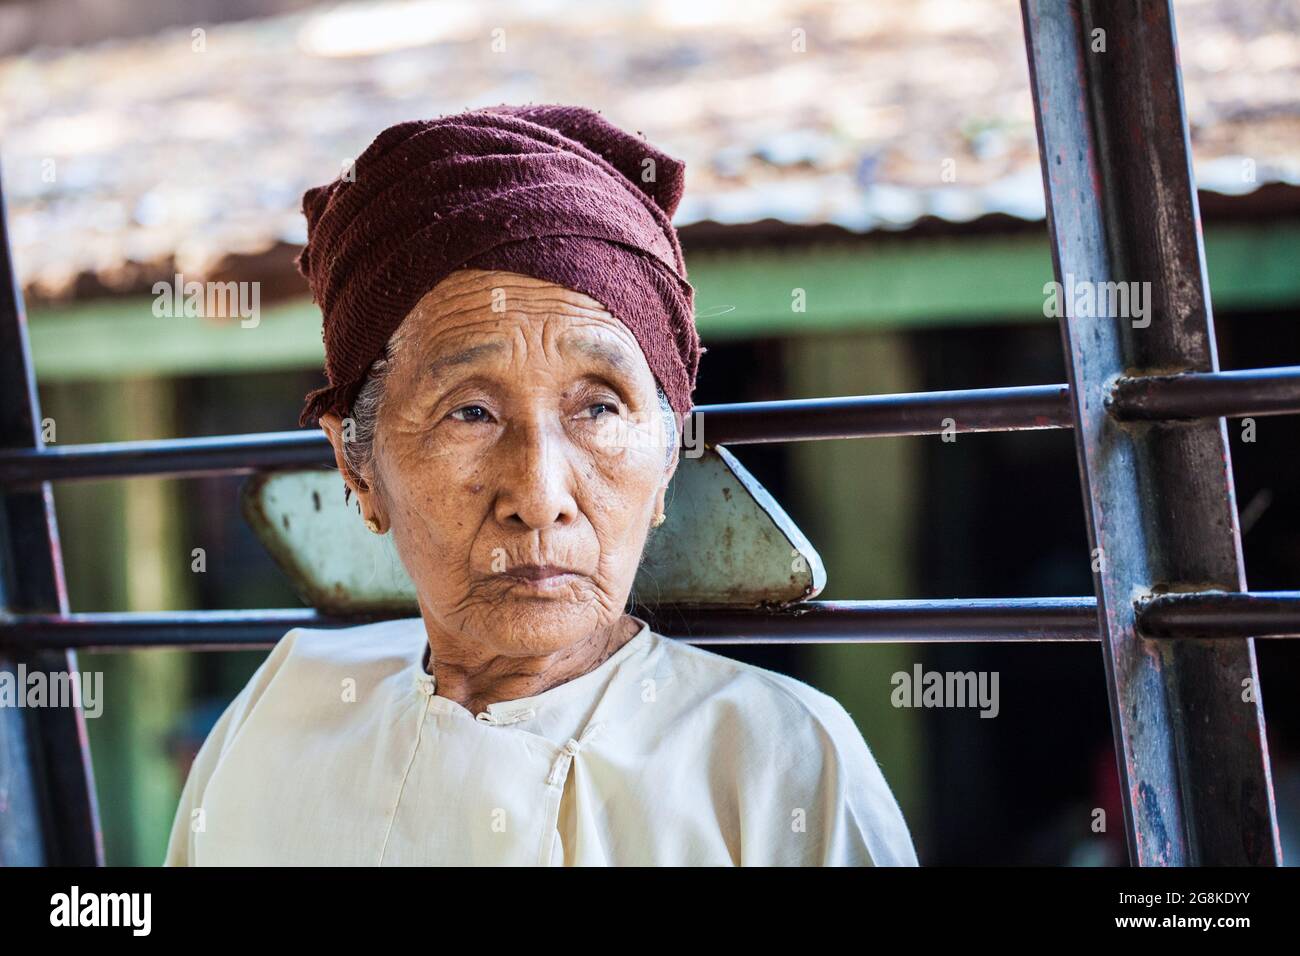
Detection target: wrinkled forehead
<box><xmin>391</xmin><ymin>270</ymin><xmax>655</xmax><ymax>384</ymax></box>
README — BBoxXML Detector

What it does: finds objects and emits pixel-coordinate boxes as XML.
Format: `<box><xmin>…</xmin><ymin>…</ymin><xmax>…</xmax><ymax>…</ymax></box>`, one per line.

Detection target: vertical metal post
<box><xmin>0</xmin><ymin>165</ymin><xmax>102</xmax><ymax>864</ymax></box>
<box><xmin>1021</xmin><ymin>0</ymin><xmax>1280</xmax><ymax>864</ymax></box>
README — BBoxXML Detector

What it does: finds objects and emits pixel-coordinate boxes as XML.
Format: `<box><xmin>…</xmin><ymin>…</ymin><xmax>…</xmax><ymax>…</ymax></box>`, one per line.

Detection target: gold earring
<box><xmin>651</xmin><ymin>511</ymin><xmax>666</xmax><ymax>528</ymax></box>
<box><xmin>365</xmin><ymin>516</ymin><xmax>382</xmax><ymax>534</ymax></box>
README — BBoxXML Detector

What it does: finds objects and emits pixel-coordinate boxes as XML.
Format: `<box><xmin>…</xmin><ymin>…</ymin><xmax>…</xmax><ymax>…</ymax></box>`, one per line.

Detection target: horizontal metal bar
<box><xmin>0</xmin><ymin>609</ymin><xmax>362</xmax><ymax>650</ymax></box>
<box><xmin>4</xmin><ymin>367</ymin><xmax>1296</xmax><ymax>486</ymax></box>
<box><xmin>648</xmin><ymin>598</ymin><xmax>1099</xmax><ymax>643</ymax></box>
<box><xmin>6</xmin><ymin>593</ymin><xmax>1298</xmax><ymax>651</ymax></box>
<box><xmin>0</xmin><ymin>431</ymin><xmax>331</xmax><ymax>487</ymax></box>
<box><xmin>0</xmin><ymin>599</ymin><xmax>1102</xmax><ymax>651</ymax></box>
<box><xmin>0</xmin><ymin>386</ymin><xmax>1074</xmax><ymax>486</ymax></box>
<box><xmin>692</xmin><ymin>384</ymin><xmax>1073</xmax><ymax>444</ymax></box>
<box><xmin>1109</xmin><ymin>367</ymin><xmax>1300</xmax><ymax>422</ymax></box>
<box><xmin>1138</xmin><ymin>591</ymin><xmax>1300</xmax><ymax>639</ymax></box>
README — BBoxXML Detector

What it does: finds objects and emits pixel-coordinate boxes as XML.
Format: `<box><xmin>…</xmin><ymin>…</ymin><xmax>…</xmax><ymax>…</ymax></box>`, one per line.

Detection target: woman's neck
<box><xmin>422</xmin><ymin>615</ymin><xmax>640</xmax><ymax>716</ymax></box>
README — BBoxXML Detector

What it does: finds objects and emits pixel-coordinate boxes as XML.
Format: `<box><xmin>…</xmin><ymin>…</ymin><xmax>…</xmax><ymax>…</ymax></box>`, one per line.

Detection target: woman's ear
<box><xmin>319</xmin><ymin>412</ymin><xmax>385</xmax><ymax>526</ymax></box>
<box><xmin>653</xmin><ymin>440</ymin><xmax>680</xmax><ymax>519</ymax></box>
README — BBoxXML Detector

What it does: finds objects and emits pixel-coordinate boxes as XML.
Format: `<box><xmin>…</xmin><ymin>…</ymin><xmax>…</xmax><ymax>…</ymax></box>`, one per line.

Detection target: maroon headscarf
<box><xmin>295</xmin><ymin>103</ymin><xmax>702</xmax><ymax>428</ymax></box>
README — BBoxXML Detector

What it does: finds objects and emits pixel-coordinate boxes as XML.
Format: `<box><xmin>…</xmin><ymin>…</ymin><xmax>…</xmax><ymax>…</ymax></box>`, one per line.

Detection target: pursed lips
<box><xmin>500</xmin><ymin>564</ymin><xmax>585</xmax><ymax>584</ymax></box>
<box><xmin>501</xmin><ymin>564</ymin><xmax>579</xmax><ymax>580</ymax></box>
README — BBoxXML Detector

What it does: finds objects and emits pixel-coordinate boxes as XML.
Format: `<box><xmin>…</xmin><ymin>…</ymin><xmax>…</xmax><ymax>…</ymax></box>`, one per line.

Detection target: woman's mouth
<box><xmin>500</xmin><ymin>564</ymin><xmax>584</xmax><ymax>594</ymax></box>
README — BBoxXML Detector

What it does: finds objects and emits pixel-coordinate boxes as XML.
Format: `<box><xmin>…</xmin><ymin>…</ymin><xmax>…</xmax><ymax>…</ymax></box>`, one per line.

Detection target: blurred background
<box><xmin>1</xmin><ymin>0</ymin><xmax>1298</xmax><ymax>866</ymax></box>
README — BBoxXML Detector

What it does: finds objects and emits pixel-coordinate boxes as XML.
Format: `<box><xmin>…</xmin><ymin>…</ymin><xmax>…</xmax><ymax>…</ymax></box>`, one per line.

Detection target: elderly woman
<box><xmin>165</xmin><ymin>105</ymin><xmax>917</xmax><ymax>867</ymax></box>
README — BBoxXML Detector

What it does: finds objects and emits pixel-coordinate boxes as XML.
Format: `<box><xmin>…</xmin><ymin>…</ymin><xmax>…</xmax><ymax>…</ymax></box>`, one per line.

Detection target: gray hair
<box><xmin>339</xmin><ymin>346</ymin><xmax>678</xmax><ymax>504</ymax></box>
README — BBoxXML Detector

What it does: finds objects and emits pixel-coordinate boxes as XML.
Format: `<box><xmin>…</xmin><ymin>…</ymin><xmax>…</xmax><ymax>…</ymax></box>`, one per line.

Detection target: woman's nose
<box><xmin>492</xmin><ymin>419</ymin><xmax>579</xmax><ymax>530</ymax></box>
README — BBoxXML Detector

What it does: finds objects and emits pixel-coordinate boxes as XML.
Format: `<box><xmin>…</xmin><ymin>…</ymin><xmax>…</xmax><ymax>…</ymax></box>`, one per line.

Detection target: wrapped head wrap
<box><xmin>295</xmin><ymin>103</ymin><xmax>702</xmax><ymax>428</ymax></box>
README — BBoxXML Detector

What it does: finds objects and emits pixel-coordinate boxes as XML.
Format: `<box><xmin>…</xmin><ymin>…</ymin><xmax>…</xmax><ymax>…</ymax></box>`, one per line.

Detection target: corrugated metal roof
<box><xmin>1</xmin><ymin>0</ymin><xmax>1296</xmax><ymax>303</ymax></box>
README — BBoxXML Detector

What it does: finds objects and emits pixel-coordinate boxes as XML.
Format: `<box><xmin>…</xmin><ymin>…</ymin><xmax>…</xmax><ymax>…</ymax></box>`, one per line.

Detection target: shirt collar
<box><xmin>410</xmin><ymin>616</ymin><xmax>654</xmax><ymax>722</ymax></box>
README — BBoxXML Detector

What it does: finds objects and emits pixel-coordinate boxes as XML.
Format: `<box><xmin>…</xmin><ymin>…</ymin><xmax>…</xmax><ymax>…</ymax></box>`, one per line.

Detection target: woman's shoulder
<box><xmin>187</xmin><ymin>618</ymin><xmax>423</xmax><ymax>778</ymax></box>
<box><xmin>213</xmin><ymin>617</ymin><xmax>425</xmax><ymax>729</ymax></box>
<box><xmin>271</xmin><ymin>617</ymin><xmax>426</xmax><ymax>676</ymax></box>
<box><xmin>640</xmin><ymin>631</ymin><xmax>918</xmax><ymax>865</ymax></box>
<box><xmin>163</xmin><ymin>617</ymin><xmax>424</xmax><ymax>865</ymax></box>
<box><xmin>641</xmin><ymin>630</ymin><xmax>868</xmax><ymax>747</ymax></box>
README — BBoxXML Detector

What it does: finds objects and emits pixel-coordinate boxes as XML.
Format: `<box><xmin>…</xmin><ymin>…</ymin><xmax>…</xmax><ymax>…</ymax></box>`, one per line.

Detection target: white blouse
<box><xmin>164</xmin><ymin>616</ymin><xmax>918</xmax><ymax>866</ymax></box>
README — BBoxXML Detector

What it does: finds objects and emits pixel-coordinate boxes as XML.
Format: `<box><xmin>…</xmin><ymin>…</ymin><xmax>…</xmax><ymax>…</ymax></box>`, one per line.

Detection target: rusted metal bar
<box><xmin>0</xmin><ymin>169</ymin><xmax>103</xmax><ymax>865</ymax></box>
<box><xmin>0</xmin><ymin>598</ymin><xmax>1102</xmax><ymax>651</ymax></box>
<box><xmin>1139</xmin><ymin>591</ymin><xmax>1300</xmax><ymax>639</ymax></box>
<box><xmin>1022</xmin><ymin>0</ymin><xmax>1280</xmax><ymax>864</ymax></box>
<box><xmin>1110</xmin><ymin>367</ymin><xmax>1300</xmax><ymax>422</ymax></box>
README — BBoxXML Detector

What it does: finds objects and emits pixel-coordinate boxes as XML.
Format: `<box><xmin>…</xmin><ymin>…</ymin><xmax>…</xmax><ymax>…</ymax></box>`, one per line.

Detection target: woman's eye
<box><xmin>585</xmin><ymin>401</ymin><xmax>620</xmax><ymax>420</ymax></box>
<box><xmin>450</xmin><ymin>405</ymin><xmax>493</xmax><ymax>423</ymax></box>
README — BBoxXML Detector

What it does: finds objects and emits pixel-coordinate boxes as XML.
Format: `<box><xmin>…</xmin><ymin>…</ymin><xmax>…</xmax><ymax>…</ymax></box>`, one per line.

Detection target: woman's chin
<box><xmin>472</xmin><ymin>601</ymin><xmax>615</xmax><ymax>653</ymax></box>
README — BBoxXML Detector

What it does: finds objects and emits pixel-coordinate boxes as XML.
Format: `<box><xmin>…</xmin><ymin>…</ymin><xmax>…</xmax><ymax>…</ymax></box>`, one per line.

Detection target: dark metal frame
<box><xmin>0</xmin><ymin>172</ymin><xmax>102</xmax><ymax>865</ymax></box>
<box><xmin>1023</xmin><ymin>0</ymin><xmax>1280</xmax><ymax>865</ymax></box>
<box><xmin>0</xmin><ymin>0</ymin><xmax>1293</xmax><ymax>866</ymax></box>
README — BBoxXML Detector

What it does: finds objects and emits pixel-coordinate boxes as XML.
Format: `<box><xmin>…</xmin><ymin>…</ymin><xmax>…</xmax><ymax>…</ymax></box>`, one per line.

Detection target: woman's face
<box><xmin>324</xmin><ymin>269</ymin><xmax>676</xmax><ymax>657</ymax></box>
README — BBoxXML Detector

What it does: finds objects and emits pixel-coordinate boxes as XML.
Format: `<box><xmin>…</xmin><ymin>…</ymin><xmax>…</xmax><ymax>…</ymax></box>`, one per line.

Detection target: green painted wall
<box><xmin>785</xmin><ymin>332</ymin><xmax>927</xmax><ymax>848</ymax></box>
<box><xmin>44</xmin><ymin>378</ymin><xmax>193</xmax><ymax>866</ymax></box>
<box><xmin>28</xmin><ymin>223</ymin><xmax>1300</xmax><ymax>380</ymax></box>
